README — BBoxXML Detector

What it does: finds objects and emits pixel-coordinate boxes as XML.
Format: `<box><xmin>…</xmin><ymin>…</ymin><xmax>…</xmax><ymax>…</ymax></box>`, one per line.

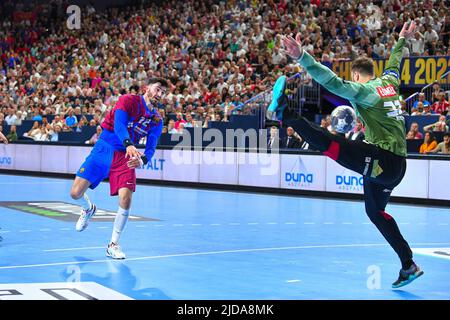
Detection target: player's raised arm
<box><xmin>281</xmin><ymin>34</ymin><xmax>369</xmax><ymax>104</ymax></box>
<box><xmin>383</xmin><ymin>22</ymin><xmax>416</xmax><ymax>85</ymax></box>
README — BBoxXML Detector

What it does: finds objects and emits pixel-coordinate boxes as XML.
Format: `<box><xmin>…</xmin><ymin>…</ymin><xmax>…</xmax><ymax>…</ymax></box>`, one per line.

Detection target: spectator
<box><xmin>6</xmin><ymin>125</ymin><xmax>18</xmax><ymax>142</ymax></box>
<box><xmin>168</xmin><ymin>119</ymin><xmax>177</xmax><ymax>134</ymax></box>
<box><xmin>281</xmin><ymin>127</ymin><xmax>302</xmax><ymax>149</ymax></box>
<box><xmin>412</xmin><ymin>93</ymin><xmax>431</xmax><ymax>109</ymax></box>
<box><xmin>423</xmin><ymin>115</ymin><xmax>449</xmax><ymax>132</ymax></box>
<box><xmin>407</xmin><ymin>122</ymin><xmax>423</xmax><ymax>139</ymax></box>
<box><xmin>420</xmin><ymin>131</ymin><xmax>438</xmax><ymax>154</ymax></box>
<box><xmin>86</xmin><ymin>126</ymin><xmax>102</xmax><ymax>145</ymax></box>
<box><xmin>409</xmin><ymin>31</ymin><xmax>425</xmax><ymax>55</ymax></box>
<box><xmin>49</xmin><ymin>124</ymin><xmax>62</xmax><ymax>142</ymax></box>
<box><xmin>431</xmin><ymin>82</ymin><xmax>444</xmax><ymax>103</ymax></box>
<box><xmin>23</xmin><ymin>121</ymin><xmax>41</xmax><ymax>140</ymax></box>
<box><xmin>346</xmin><ymin>119</ymin><xmax>365</xmax><ymax>141</ymax></box>
<box><xmin>429</xmin><ymin>133</ymin><xmax>450</xmax><ymax>154</ymax></box>
<box><xmin>4</xmin><ymin>108</ymin><xmax>17</xmax><ymax>126</ymax></box>
<box><xmin>432</xmin><ymin>92</ymin><xmax>450</xmax><ymax>115</ymax></box>
<box><xmin>65</xmin><ymin>108</ymin><xmax>78</xmax><ymax>129</ymax></box>
<box><xmin>174</xmin><ymin>112</ymin><xmax>186</xmax><ymax>130</ymax></box>
<box><xmin>267</xmin><ymin>126</ymin><xmax>281</xmax><ymax>150</ymax></box>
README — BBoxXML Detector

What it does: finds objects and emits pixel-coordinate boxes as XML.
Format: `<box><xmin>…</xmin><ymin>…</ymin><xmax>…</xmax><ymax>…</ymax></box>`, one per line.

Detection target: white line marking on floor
<box><xmin>438</xmin><ymin>223</ymin><xmax>449</xmax><ymax>226</ymax></box>
<box><xmin>5</xmin><ymin>242</ymin><xmax>450</xmax><ymax>270</ymax></box>
<box><xmin>324</xmin><ymin>222</ymin><xmax>334</xmax><ymax>225</ymax></box>
<box><xmin>19</xmin><ymin>230</ymin><xmax>32</xmax><ymax>233</ymax></box>
<box><xmin>191</xmin><ymin>224</ymin><xmax>202</xmax><ymax>226</ymax></box>
<box><xmin>247</xmin><ymin>223</ymin><xmax>259</xmax><ymax>225</ymax></box>
<box><xmin>39</xmin><ymin>228</ymin><xmax>51</xmax><ymax>232</ymax></box>
<box><xmin>97</xmin><ymin>226</ymin><xmax>109</xmax><ymax>229</ymax></box>
<box><xmin>342</xmin><ymin>222</ymin><xmax>353</xmax><ymax>225</ymax></box>
<box><xmin>173</xmin><ymin>224</ymin><xmax>184</xmax><ymax>227</ymax></box>
<box><xmin>362</xmin><ymin>222</ymin><xmax>371</xmax><ymax>225</ymax></box>
<box><xmin>304</xmin><ymin>222</ymin><xmax>315</xmax><ymax>225</ymax></box>
<box><xmin>135</xmin><ymin>225</ymin><xmax>147</xmax><ymax>228</ymax></box>
<box><xmin>286</xmin><ymin>280</ymin><xmax>301</xmax><ymax>283</ymax></box>
<box><xmin>228</xmin><ymin>223</ymin><xmax>240</xmax><ymax>225</ymax></box>
<box><xmin>267</xmin><ymin>222</ymin><xmax>278</xmax><ymax>225</ymax></box>
<box><xmin>0</xmin><ymin>182</ymin><xmax>66</xmax><ymax>185</ymax></box>
<box><xmin>44</xmin><ymin>246</ymin><xmax>105</xmax><ymax>252</ymax></box>
<box><xmin>59</xmin><ymin>228</ymin><xmax>71</xmax><ymax>231</ymax></box>
<box><xmin>285</xmin><ymin>222</ymin><xmax>296</xmax><ymax>225</ymax></box>
<box><xmin>210</xmin><ymin>223</ymin><xmax>221</xmax><ymax>226</ymax></box>
<box><xmin>0</xmin><ymin>230</ymin><xmax>11</xmax><ymax>234</ymax></box>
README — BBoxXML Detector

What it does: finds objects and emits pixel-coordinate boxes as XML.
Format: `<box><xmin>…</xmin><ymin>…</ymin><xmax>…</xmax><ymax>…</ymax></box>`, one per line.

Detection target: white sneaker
<box><xmin>106</xmin><ymin>243</ymin><xmax>126</xmax><ymax>259</ymax></box>
<box><xmin>75</xmin><ymin>204</ymin><xmax>97</xmax><ymax>232</ymax></box>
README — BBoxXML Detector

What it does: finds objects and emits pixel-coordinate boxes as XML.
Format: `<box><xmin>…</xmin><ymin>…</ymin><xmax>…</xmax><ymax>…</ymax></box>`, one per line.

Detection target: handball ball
<box><xmin>330</xmin><ymin>105</ymin><xmax>357</xmax><ymax>134</ymax></box>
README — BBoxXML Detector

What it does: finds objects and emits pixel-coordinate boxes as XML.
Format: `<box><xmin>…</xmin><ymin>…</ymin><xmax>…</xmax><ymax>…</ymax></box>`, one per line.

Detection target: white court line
<box><xmin>39</xmin><ymin>228</ymin><xmax>51</xmax><ymax>232</ymax></box>
<box><xmin>0</xmin><ymin>230</ymin><xmax>11</xmax><ymax>234</ymax></box>
<box><xmin>19</xmin><ymin>230</ymin><xmax>32</xmax><ymax>233</ymax></box>
<box><xmin>4</xmin><ymin>242</ymin><xmax>450</xmax><ymax>270</ymax></box>
<box><xmin>267</xmin><ymin>222</ymin><xmax>278</xmax><ymax>225</ymax></box>
<box><xmin>286</xmin><ymin>280</ymin><xmax>301</xmax><ymax>283</ymax></box>
<box><xmin>96</xmin><ymin>226</ymin><xmax>109</xmax><ymax>229</ymax></box>
<box><xmin>173</xmin><ymin>224</ymin><xmax>184</xmax><ymax>227</ymax></box>
<box><xmin>210</xmin><ymin>223</ymin><xmax>221</xmax><ymax>226</ymax></box>
<box><xmin>44</xmin><ymin>246</ymin><xmax>105</xmax><ymax>252</ymax></box>
<box><xmin>323</xmin><ymin>222</ymin><xmax>334</xmax><ymax>225</ymax></box>
<box><xmin>59</xmin><ymin>228</ymin><xmax>71</xmax><ymax>231</ymax></box>
<box><xmin>362</xmin><ymin>222</ymin><xmax>371</xmax><ymax>225</ymax></box>
<box><xmin>438</xmin><ymin>223</ymin><xmax>449</xmax><ymax>226</ymax></box>
<box><xmin>285</xmin><ymin>222</ymin><xmax>296</xmax><ymax>225</ymax></box>
<box><xmin>135</xmin><ymin>225</ymin><xmax>147</xmax><ymax>228</ymax></box>
<box><xmin>304</xmin><ymin>222</ymin><xmax>315</xmax><ymax>225</ymax></box>
<box><xmin>155</xmin><ymin>224</ymin><xmax>165</xmax><ymax>227</ymax></box>
<box><xmin>247</xmin><ymin>223</ymin><xmax>259</xmax><ymax>225</ymax></box>
<box><xmin>191</xmin><ymin>224</ymin><xmax>202</xmax><ymax>226</ymax></box>
<box><xmin>0</xmin><ymin>182</ymin><xmax>66</xmax><ymax>185</ymax></box>
<box><xmin>342</xmin><ymin>222</ymin><xmax>353</xmax><ymax>225</ymax></box>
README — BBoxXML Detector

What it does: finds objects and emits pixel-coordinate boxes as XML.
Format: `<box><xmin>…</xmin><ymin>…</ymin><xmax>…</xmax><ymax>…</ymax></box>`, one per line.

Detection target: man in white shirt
<box><xmin>409</xmin><ymin>32</ymin><xmax>425</xmax><ymax>55</ymax></box>
<box><xmin>4</xmin><ymin>108</ymin><xmax>17</xmax><ymax>126</ymax></box>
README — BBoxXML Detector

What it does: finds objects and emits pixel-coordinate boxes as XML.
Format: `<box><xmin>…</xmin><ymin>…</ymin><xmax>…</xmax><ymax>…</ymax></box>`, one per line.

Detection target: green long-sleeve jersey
<box><xmin>298</xmin><ymin>37</ymin><xmax>407</xmax><ymax>157</ymax></box>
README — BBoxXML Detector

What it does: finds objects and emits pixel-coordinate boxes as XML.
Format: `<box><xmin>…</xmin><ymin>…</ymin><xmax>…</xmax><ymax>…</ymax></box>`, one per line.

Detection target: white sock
<box><xmin>111</xmin><ymin>206</ymin><xmax>129</xmax><ymax>244</ymax></box>
<box><xmin>76</xmin><ymin>193</ymin><xmax>92</xmax><ymax>211</ymax></box>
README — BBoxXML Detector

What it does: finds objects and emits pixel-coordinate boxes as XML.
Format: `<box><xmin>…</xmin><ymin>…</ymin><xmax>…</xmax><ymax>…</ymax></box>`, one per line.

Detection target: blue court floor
<box><xmin>0</xmin><ymin>173</ymin><xmax>449</xmax><ymax>300</ymax></box>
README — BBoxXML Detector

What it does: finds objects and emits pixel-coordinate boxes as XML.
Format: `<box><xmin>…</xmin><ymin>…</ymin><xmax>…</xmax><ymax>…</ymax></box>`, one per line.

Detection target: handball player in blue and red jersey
<box><xmin>70</xmin><ymin>77</ymin><xmax>167</xmax><ymax>259</ymax></box>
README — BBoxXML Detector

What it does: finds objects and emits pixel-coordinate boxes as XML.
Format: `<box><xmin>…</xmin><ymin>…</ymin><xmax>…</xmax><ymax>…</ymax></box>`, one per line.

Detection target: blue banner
<box><xmin>331</xmin><ymin>56</ymin><xmax>450</xmax><ymax>88</ymax></box>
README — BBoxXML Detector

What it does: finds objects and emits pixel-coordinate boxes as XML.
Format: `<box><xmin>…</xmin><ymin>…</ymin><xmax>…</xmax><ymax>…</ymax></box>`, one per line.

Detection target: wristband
<box><xmin>141</xmin><ymin>155</ymin><xmax>149</xmax><ymax>165</ymax></box>
<box><xmin>123</xmin><ymin>139</ymin><xmax>134</xmax><ymax>147</ymax></box>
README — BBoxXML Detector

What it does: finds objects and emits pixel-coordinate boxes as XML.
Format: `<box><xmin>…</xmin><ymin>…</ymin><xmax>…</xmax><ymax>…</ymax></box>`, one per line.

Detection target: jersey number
<box><xmin>384</xmin><ymin>100</ymin><xmax>404</xmax><ymax>121</ymax></box>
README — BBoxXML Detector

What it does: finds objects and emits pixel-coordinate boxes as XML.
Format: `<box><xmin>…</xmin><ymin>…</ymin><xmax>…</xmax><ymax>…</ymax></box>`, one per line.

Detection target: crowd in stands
<box><xmin>0</xmin><ymin>0</ymin><xmax>449</xmax><ymax>154</ymax></box>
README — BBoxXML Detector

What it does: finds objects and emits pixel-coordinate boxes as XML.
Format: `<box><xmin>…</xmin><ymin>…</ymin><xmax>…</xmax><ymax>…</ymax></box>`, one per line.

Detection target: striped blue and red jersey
<box><xmin>100</xmin><ymin>94</ymin><xmax>163</xmax><ymax>160</ymax></box>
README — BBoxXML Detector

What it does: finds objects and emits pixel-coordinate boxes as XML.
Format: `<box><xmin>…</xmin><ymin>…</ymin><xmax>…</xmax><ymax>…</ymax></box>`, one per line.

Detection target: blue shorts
<box><xmin>76</xmin><ymin>139</ymin><xmax>115</xmax><ymax>190</ymax></box>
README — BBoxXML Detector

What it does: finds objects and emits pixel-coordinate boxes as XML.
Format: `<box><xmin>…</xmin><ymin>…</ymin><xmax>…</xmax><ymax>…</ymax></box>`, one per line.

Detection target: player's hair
<box><xmin>148</xmin><ymin>77</ymin><xmax>169</xmax><ymax>87</ymax></box>
<box><xmin>351</xmin><ymin>57</ymin><xmax>375</xmax><ymax>76</ymax></box>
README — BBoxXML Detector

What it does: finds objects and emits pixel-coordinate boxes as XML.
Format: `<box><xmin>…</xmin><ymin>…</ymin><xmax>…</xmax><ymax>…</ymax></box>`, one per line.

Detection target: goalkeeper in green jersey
<box><xmin>281</xmin><ymin>22</ymin><xmax>423</xmax><ymax>288</ymax></box>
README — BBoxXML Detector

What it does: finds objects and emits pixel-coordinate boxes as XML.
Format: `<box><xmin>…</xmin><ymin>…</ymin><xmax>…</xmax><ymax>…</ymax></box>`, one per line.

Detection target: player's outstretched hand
<box><xmin>125</xmin><ymin>145</ymin><xmax>143</xmax><ymax>159</ymax></box>
<box><xmin>280</xmin><ymin>33</ymin><xmax>303</xmax><ymax>60</ymax></box>
<box><xmin>127</xmin><ymin>156</ymin><xmax>144</xmax><ymax>169</ymax></box>
<box><xmin>0</xmin><ymin>132</ymin><xmax>8</xmax><ymax>144</ymax></box>
<box><xmin>399</xmin><ymin>21</ymin><xmax>416</xmax><ymax>39</ymax></box>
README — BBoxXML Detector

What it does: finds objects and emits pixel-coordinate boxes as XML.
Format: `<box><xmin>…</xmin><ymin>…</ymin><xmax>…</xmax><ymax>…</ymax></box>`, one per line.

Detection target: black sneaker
<box><xmin>392</xmin><ymin>262</ymin><xmax>424</xmax><ymax>288</ymax></box>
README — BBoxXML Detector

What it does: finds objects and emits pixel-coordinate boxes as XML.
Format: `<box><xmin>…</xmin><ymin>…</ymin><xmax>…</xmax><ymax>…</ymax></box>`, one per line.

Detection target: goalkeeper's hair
<box><xmin>351</xmin><ymin>57</ymin><xmax>375</xmax><ymax>76</ymax></box>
